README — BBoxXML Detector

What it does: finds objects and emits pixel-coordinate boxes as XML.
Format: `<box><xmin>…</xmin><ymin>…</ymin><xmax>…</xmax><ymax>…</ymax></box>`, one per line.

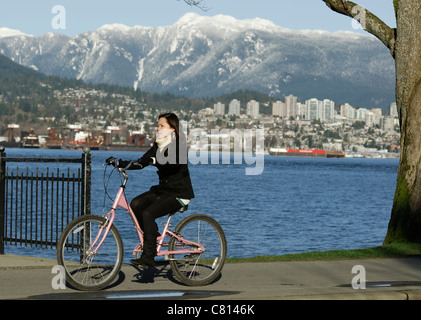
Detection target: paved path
<box><xmin>1</xmin><ymin>254</ymin><xmax>421</xmax><ymax>300</ymax></box>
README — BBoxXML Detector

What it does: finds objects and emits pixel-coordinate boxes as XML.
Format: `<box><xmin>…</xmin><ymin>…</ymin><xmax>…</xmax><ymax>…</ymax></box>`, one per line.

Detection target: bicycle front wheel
<box><xmin>57</xmin><ymin>214</ymin><xmax>124</xmax><ymax>291</ymax></box>
<box><xmin>169</xmin><ymin>214</ymin><xmax>227</xmax><ymax>286</ymax></box>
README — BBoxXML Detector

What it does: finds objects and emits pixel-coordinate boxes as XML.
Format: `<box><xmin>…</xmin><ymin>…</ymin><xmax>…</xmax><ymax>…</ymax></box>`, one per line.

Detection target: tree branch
<box><xmin>180</xmin><ymin>0</ymin><xmax>210</xmax><ymax>11</ymax></box>
<box><xmin>322</xmin><ymin>0</ymin><xmax>396</xmax><ymax>58</ymax></box>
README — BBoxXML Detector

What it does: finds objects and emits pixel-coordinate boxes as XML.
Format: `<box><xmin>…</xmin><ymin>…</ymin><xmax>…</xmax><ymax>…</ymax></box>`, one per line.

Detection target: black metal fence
<box><xmin>0</xmin><ymin>147</ymin><xmax>91</xmax><ymax>254</ymax></box>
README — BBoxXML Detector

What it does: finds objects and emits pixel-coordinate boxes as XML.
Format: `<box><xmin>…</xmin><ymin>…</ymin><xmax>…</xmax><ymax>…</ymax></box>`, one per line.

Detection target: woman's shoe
<box><xmin>130</xmin><ymin>256</ymin><xmax>156</xmax><ymax>268</ymax></box>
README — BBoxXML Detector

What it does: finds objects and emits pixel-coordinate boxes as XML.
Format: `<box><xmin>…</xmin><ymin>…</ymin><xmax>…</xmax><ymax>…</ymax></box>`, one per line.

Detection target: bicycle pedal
<box><xmin>130</xmin><ymin>259</ymin><xmax>155</xmax><ymax>269</ymax></box>
<box><xmin>136</xmin><ymin>264</ymin><xmax>155</xmax><ymax>269</ymax></box>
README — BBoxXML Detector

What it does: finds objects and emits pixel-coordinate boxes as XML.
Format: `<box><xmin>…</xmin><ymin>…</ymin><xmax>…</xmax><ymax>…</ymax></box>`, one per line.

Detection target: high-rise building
<box><xmin>383</xmin><ymin>116</ymin><xmax>395</xmax><ymax>131</ymax></box>
<box><xmin>228</xmin><ymin>99</ymin><xmax>241</xmax><ymax>115</ymax></box>
<box><xmin>340</xmin><ymin>103</ymin><xmax>355</xmax><ymax>119</ymax></box>
<box><xmin>214</xmin><ymin>102</ymin><xmax>225</xmax><ymax>115</ymax></box>
<box><xmin>296</xmin><ymin>102</ymin><xmax>306</xmax><ymax>119</ymax></box>
<box><xmin>371</xmin><ymin>108</ymin><xmax>383</xmax><ymax>126</ymax></box>
<box><xmin>306</xmin><ymin>98</ymin><xmax>320</xmax><ymax>120</ymax></box>
<box><xmin>322</xmin><ymin>99</ymin><xmax>335</xmax><ymax>121</ymax></box>
<box><xmin>272</xmin><ymin>101</ymin><xmax>284</xmax><ymax>117</ymax></box>
<box><xmin>390</xmin><ymin>102</ymin><xmax>398</xmax><ymax>118</ymax></box>
<box><xmin>356</xmin><ymin>108</ymin><xmax>369</xmax><ymax>121</ymax></box>
<box><xmin>285</xmin><ymin>94</ymin><xmax>298</xmax><ymax>119</ymax></box>
<box><xmin>247</xmin><ymin>100</ymin><xmax>260</xmax><ymax>117</ymax></box>
<box><xmin>304</xmin><ymin>98</ymin><xmax>335</xmax><ymax>121</ymax></box>
<box><xmin>272</xmin><ymin>94</ymin><xmax>299</xmax><ymax>119</ymax></box>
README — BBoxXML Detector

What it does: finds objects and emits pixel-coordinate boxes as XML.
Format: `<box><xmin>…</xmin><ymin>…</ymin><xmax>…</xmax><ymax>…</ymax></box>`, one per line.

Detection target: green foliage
<box><xmin>323</xmin><ymin>129</ymin><xmax>341</xmax><ymax>139</ymax></box>
<box><xmin>213</xmin><ymin>89</ymin><xmax>274</xmax><ymax>105</ymax></box>
<box><xmin>0</xmin><ymin>54</ymin><xmax>44</xmax><ymax>81</ymax></box>
<box><xmin>351</xmin><ymin>121</ymin><xmax>365</xmax><ymax>129</ymax></box>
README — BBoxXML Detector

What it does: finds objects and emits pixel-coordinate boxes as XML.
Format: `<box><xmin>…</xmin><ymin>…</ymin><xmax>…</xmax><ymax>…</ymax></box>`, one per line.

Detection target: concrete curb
<box><xmin>0</xmin><ymin>254</ymin><xmax>57</xmax><ymax>269</ymax></box>
<box><xmin>280</xmin><ymin>291</ymin><xmax>413</xmax><ymax>300</ymax></box>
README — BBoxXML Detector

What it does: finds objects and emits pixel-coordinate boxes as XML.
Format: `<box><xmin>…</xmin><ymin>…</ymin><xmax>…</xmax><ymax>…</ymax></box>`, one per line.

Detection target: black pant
<box><xmin>130</xmin><ymin>190</ymin><xmax>182</xmax><ymax>257</ymax></box>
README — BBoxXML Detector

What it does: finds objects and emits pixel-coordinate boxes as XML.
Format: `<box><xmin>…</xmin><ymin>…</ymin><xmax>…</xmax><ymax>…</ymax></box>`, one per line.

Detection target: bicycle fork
<box><xmin>80</xmin><ymin>211</ymin><xmax>116</xmax><ymax>263</ymax></box>
<box><xmin>84</xmin><ymin>185</ymin><xmax>129</xmax><ymax>261</ymax></box>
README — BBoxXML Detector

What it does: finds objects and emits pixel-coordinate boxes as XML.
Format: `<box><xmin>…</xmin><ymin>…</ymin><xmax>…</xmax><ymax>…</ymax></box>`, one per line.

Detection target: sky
<box><xmin>0</xmin><ymin>0</ymin><xmax>396</xmax><ymax>37</ymax></box>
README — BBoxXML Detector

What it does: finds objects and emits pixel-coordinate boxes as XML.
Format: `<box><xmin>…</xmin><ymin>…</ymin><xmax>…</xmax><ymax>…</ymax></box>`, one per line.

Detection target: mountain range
<box><xmin>0</xmin><ymin>13</ymin><xmax>396</xmax><ymax>108</ymax></box>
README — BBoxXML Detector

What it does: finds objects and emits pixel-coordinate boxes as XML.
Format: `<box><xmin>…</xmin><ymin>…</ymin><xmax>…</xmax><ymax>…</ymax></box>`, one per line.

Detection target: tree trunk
<box><xmin>321</xmin><ymin>0</ymin><xmax>421</xmax><ymax>243</ymax></box>
<box><xmin>384</xmin><ymin>1</ymin><xmax>421</xmax><ymax>243</ymax></box>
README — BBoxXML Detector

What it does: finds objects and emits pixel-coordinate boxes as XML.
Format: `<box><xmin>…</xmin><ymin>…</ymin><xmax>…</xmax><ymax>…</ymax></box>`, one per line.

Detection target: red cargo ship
<box><xmin>269</xmin><ymin>148</ymin><xmax>345</xmax><ymax>158</ymax></box>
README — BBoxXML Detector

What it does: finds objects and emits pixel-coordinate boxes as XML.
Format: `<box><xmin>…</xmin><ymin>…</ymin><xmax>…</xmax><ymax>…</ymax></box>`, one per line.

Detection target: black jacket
<box><xmin>138</xmin><ymin>137</ymin><xmax>195</xmax><ymax>199</ymax></box>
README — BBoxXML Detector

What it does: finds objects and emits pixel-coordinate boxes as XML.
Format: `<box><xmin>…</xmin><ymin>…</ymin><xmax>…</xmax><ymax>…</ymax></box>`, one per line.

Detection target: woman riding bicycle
<box><xmin>107</xmin><ymin>112</ymin><xmax>194</xmax><ymax>268</ymax></box>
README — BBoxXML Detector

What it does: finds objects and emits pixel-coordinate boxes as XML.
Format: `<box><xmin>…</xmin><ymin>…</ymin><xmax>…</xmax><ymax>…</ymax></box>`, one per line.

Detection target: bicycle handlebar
<box><xmin>120</xmin><ymin>160</ymin><xmax>139</xmax><ymax>171</ymax></box>
<box><xmin>104</xmin><ymin>158</ymin><xmax>142</xmax><ymax>171</ymax></box>
<box><xmin>104</xmin><ymin>156</ymin><xmax>155</xmax><ymax>175</ymax></box>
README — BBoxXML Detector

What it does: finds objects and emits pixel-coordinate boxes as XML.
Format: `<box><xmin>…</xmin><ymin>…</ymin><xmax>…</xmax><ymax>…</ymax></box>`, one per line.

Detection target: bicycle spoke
<box><xmin>57</xmin><ymin>215</ymin><xmax>124</xmax><ymax>291</ymax></box>
<box><xmin>169</xmin><ymin>214</ymin><xmax>226</xmax><ymax>286</ymax></box>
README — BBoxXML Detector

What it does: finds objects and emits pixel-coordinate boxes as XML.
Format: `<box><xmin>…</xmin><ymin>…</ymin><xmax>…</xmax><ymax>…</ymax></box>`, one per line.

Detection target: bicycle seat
<box><xmin>178</xmin><ymin>205</ymin><xmax>188</xmax><ymax>213</ymax></box>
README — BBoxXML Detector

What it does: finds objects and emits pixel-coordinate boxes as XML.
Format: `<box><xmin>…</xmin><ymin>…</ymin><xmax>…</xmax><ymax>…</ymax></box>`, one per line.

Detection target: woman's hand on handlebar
<box><xmin>105</xmin><ymin>157</ymin><xmax>144</xmax><ymax>170</ymax></box>
<box><xmin>105</xmin><ymin>157</ymin><xmax>117</xmax><ymax>166</ymax></box>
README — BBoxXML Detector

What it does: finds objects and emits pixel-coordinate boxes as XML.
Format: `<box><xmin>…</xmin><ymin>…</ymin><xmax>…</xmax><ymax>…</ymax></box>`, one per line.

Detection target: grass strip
<box><xmin>226</xmin><ymin>242</ymin><xmax>421</xmax><ymax>263</ymax></box>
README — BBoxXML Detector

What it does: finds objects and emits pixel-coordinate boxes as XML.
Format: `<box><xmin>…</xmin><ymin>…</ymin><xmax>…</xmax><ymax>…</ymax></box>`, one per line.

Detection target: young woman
<box><xmin>107</xmin><ymin>113</ymin><xmax>194</xmax><ymax>267</ymax></box>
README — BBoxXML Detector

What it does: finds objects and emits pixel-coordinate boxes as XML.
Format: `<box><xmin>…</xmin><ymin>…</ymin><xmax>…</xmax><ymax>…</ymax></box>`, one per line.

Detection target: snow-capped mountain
<box><xmin>0</xmin><ymin>13</ymin><xmax>395</xmax><ymax>107</ymax></box>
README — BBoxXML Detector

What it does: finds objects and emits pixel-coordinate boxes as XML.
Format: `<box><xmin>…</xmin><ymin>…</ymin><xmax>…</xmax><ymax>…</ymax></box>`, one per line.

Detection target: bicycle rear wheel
<box><xmin>169</xmin><ymin>214</ymin><xmax>227</xmax><ymax>286</ymax></box>
<box><xmin>57</xmin><ymin>214</ymin><xmax>124</xmax><ymax>291</ymax></box>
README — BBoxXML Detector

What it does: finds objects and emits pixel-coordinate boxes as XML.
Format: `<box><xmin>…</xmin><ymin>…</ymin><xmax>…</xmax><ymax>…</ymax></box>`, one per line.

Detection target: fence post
<box><xmin>80</xmin><ymin>147</ymin><xmax>91</xmax><ymax>263</ymax></box>
<box><xmin>81</xmin><ymin>147</ymin><xmax>91</xmax><ymax>217</ymax></box>
<box><xmin>0</xmin><ymin>147</ymin><xmax>6</xmax><ymax>254</ymax></box>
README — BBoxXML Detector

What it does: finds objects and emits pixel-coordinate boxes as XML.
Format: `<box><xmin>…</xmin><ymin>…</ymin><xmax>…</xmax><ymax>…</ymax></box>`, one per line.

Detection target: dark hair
<box><xmin>158</xmin><ymin>112</ymin><xmax>180</xmax><ymax>137</ymax></box>
<box><xmin>158</xmin><ymin>113</ymin><xmax>187</xmax><ymax>162</ymax></box>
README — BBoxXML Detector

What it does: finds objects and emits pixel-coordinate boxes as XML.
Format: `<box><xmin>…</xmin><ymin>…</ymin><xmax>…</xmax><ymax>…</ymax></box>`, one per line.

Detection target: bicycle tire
<box><xmin>169</xmin><ymin>214</ymin><xmax>227</xmax><ymax>286</ymax></box>
<box><xmin>57</xmin><ymin>214</ymin><xmax>124</xmax><ymax>291</ymax></box>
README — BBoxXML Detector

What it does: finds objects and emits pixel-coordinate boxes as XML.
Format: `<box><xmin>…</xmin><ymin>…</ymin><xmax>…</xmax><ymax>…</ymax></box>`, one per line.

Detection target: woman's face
<box><xmin>157</xmin><ymin>117</ymin><xmax>175</xmax><ymax>138</ymax></box>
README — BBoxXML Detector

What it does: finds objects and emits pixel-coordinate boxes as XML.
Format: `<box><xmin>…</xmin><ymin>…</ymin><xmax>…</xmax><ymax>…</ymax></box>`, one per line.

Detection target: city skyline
<box><xmin>1</xmin><ymin>84</ymin><xmax>400</xmax><ymax>159</ymax></box>
<box><xmin>211</xmin><ymin>94</ymin><xmax>398</xmax><ymax>129</ymax></box>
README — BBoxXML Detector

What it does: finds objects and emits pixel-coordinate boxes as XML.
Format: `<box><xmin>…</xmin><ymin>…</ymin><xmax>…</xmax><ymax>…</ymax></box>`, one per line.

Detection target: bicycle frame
<box><xmin>89</xmin><ymin>168</ymin><xmax>205</xmax><ymax>260</ymax></box>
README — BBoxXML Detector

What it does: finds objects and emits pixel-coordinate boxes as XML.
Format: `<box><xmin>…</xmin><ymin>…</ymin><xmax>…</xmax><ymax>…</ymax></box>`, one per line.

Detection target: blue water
<box><xmin>2</xmin><ymin>148</ymin><xmax>398</xmax><ymax>259</ymax></box>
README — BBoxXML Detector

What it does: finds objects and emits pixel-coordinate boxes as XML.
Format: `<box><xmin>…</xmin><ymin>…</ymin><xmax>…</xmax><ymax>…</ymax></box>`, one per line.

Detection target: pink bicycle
<box><xmin>57</xmin><ymin>160</ymin><xmax>227</xmax><ymax>291</ymax></box>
